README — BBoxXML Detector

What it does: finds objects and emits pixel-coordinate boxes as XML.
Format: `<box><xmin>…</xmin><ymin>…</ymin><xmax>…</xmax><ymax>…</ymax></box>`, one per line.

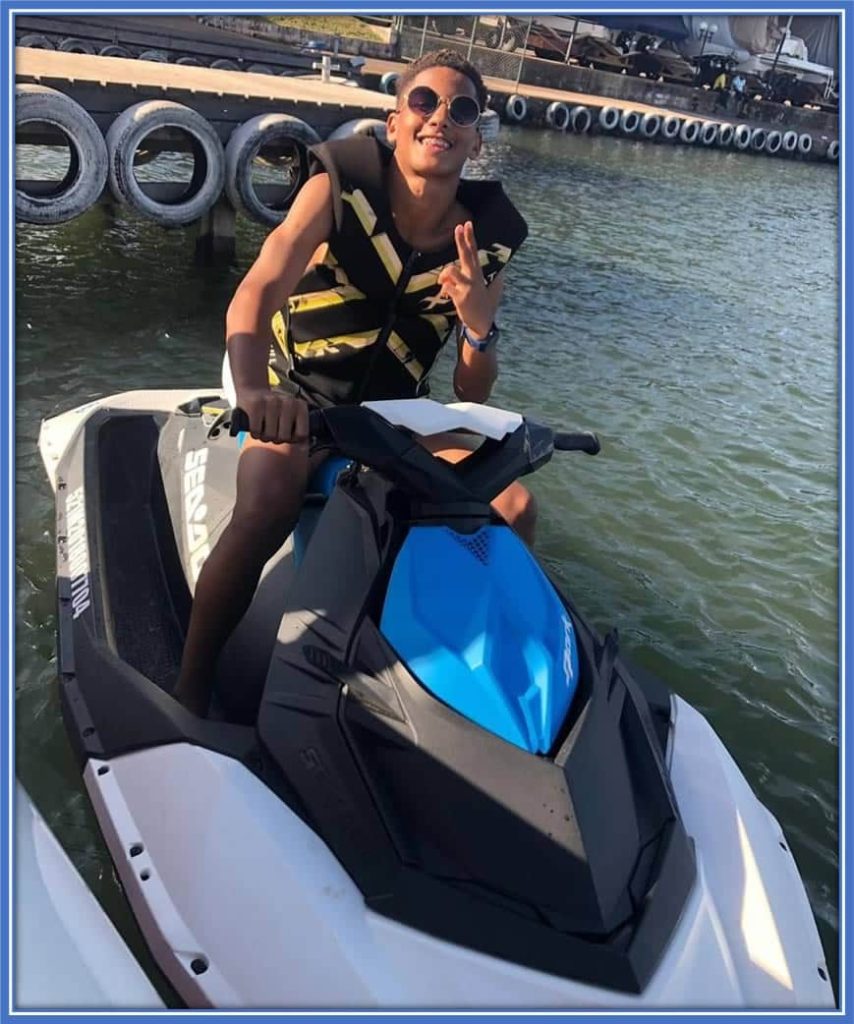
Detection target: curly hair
<box><xmin>394</xmin><ymin>49</ymin><xmax>488</xmax><ymax>113</ymax></box>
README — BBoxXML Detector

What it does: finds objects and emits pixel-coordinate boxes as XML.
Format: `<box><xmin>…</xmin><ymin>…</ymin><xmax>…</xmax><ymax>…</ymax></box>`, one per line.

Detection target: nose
<box><xmin>426</xmin><ymin>97</ymin><xmax>452</xmax><ymax>127</ymax></box>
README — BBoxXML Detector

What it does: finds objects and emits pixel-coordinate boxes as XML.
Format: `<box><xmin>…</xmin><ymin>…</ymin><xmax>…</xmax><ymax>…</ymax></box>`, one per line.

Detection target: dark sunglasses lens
<box><xmin>450</xmin><ymin>95</ymin><xmax>480</xmax><ymax>127</ymax></box>
<box><xmin>407</xmin><ymin>86</ymin><xmax>439</xmax><ymax>116</ymax></box>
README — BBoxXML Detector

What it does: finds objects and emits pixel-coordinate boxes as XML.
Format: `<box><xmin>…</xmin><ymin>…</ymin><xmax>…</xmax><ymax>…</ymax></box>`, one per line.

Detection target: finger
<box><xmin>464</xmin><ymin>221</ymin><xmax>483</xmax><ymax>276</ymax></box>
<box><xmin>454</xmin><ymin>223</ymin><xmax>476</xmax><ymax>279</ymax></box>
<box><xmin>293</xmin><ymin>399</ymin><xmax>309</xmax><ymax>445</ymax></box>
<box><xmin>274</xmin><ymin>400</ymin><xmax>294</xmax><ymax>445</ymax></box>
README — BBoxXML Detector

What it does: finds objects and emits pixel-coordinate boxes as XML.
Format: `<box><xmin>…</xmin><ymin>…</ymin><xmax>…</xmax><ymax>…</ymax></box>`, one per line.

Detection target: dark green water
<box><xmin>15</xmin><ymin>127</ymin><xmax>839</xmax><ymax>997</ymax></box>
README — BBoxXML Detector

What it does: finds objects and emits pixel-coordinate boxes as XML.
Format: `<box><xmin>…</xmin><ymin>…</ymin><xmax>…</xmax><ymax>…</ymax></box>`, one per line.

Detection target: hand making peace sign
<box><xmin>437</xmin><ymin>221</ymin><xmax>502</xmax><ymax>341</ymax></box>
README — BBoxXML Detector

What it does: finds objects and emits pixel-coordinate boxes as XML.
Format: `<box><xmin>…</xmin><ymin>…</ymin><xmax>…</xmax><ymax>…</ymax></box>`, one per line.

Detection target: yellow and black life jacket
<box><xmin>269</xmin><ymin>136</ymin><xmax>528</xmax><ymax>406</ymax></box>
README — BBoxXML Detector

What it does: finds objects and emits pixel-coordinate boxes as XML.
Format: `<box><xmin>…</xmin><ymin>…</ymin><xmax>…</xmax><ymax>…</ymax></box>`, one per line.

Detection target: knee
<box><xmin>494</xmin><ymin>483</ymin><xmax>538</xmax><ymax>544</ymax></box>
<box><xmin>231</xmin><ymin>466</ymin><xmax>307</xmax><ymax>549</ymax></box>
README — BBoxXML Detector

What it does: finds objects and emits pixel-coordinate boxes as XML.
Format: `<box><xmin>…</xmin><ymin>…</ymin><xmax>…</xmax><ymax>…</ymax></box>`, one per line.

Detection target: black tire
<box><xmin>640</xmin><ymin>112</ymin><xmax>660</xmax><ymax>138</ymax></box>
<box><xmin>750</xmin><ymin>128</ymin><xmax>767</xmax><ymax>151</ymax></box>
<box><xmin>175</xmin><ymin>55</ymin><xmax>203</xmax><ymax>67</ymax></box>
<box><xmin>764</xmin><ymin>130</ymin><xmax>782</xmax><ymax>155</ymax></box>
<box><xmin>106</xmin><ymin>100</ymin><xmax>225</xmax><ymax>225</ymax></box>
<box><xmin>246</xmin><ymin>63</ymin><xmax>274</xmax><ymax>75</ymax></box>
<box><xmin>58</xmin><ymin>37</ymin><xmax>95</xmax><ymax>54</ymax></box>
<box><xmin>679</xmin><ymin>119</ymin><xmax>700</xmax><ymax>144</ymax></box>
<box><xmin>18</xmin><ymin>33</ymin><xmax>55</xmax><ymax>50</ymax></box>
<box><xmin>504</xmin><ymin>94</ymin><xmax>527</xmax><ymax>122</ymax></box>
<box><xmin>660</xmin><ymin>115</ymin><xmax>681</xmax><ymax>140</ymax></box>
<box><xmin>99</xmin><ymin>44</ymin><xmax>132</xmax><ymax>58</ymax></box>
<box><xmin>545</xmin><ymin>102</ymin><xmax>570</xmax><ymax>131</ymax></box>
<box><xmin>327</xmin><ymin>117</ymin><xmax>388</xmax><ymax>145</ymax></box>
<box><xmin>699</xmin><ymin>121</ymin><xmax>718</xmax><ymax>146</ymax></box>
<box><xmin>138</xmin><ymin>49</ymin><xmax>169</xmax><ymax>62</ymax></box>
<box><xmin>484</xmin><ymin>28</ymin><xmax>501</xmax><ymax>49</ymax></box>
<box><xmin>16</xmin><ymin>83</ymin><xmax>108</xmax><ymax>224</ymax></box>
<box><xmin>782</xmin><ymin>130</ymin><xmax>798</xmax><ymax>153</ymax></box>
<box><xmin>379</xmin><ymin>71</ymin><xmax>399</xmax><ymax>95</ymax></box>
<box><xmin>598</xmin><ymin>106</ymin><xmax>620</xmax><ymax>131</ymax></box>
<box><xmin>569</xmin><ymin>105</ymin><xmax>592</xmax><ymax>134</ymax></box>
<box><xmin>211</xmin><ymin>58</ymin><xmax>240</xmax><ymax>72</ymax></box>
<box><xmin>797</xmin><ymin>132</ymin><xmax>813</xmax><ymax>156</ymax></box>
<box><xmin>717</xmin><ymin>124</ymin><xmax>734</xmax><ymax>147</ymax></box>
<box><xmin>501</xmin><ymin>30</ymin><xmax>520</xmax><ymax>52</ymax></box>
<box><xmin>620</xmin><ymin>109</ymin><xmax>641</xmax><ymax>135</ymax></box>
<box><xmin>225</xmin><ymin>113</ymin><xmax>320</xmax><ymax>226</ymax></box>
<box><xmin>827</xmin><ymin>139</ymin><xmax>839</xmax><ymax>161</ymax></box>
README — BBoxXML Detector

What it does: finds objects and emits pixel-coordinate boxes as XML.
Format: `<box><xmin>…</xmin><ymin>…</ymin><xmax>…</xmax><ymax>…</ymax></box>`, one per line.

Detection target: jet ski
<box><xmin>38</xmin><ymin>388</ymin><xmax>834</xmax><ymax>1009</ymax></box>
<box><xmin>15</xmin><ymin>781</ymin><xmax>163</xmax><ymax>1009</ymax></box>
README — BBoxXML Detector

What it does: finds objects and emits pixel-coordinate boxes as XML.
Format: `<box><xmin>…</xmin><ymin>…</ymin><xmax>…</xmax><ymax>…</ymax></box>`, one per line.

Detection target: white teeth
<box><xmin>419</xmin><ymin>137</ymin><xmax>451</xmax><ymax>150</ymax></box>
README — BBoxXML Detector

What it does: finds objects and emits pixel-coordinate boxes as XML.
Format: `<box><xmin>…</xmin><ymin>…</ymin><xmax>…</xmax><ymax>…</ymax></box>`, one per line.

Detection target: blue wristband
<box><xmin>461</xmin><ymin>322</ymin><xmax>500</xmax><ymax>352</ymax></box>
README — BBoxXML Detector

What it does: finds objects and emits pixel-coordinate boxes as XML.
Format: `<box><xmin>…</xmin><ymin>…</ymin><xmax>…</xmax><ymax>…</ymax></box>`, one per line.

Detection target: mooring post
<box><xmin>195</xmin><ymin>197</ymin><xmax>236</xmax><ymax>265</ymax></box>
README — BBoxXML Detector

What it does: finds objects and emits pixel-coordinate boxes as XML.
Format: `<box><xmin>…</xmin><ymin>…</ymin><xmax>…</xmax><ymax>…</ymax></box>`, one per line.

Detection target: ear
<box><xmin>469</xmin><ymin>129</ymin><xmax>483</xmax><ymax>160</ymax></box>
<box><xmin>386</xmin><ymin>108</ymin><xmax>399</xmax><ymax>145</ymax></box>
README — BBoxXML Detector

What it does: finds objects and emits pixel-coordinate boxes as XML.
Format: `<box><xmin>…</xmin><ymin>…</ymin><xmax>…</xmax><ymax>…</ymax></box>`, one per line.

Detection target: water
<box><xmin>15</xmin><ymin>128</ymin><xmax>839</xmax><ymax>1001</ymax></box>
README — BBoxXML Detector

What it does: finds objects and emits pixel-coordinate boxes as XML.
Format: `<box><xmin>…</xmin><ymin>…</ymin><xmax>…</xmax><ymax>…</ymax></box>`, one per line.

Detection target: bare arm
<box><xmin>452</xmin><ymin>267</ymin><xmax>505</xmax><ymax>404</ymax></box>
<box><xmin>227</xmin><ymin>172</ymin><xmax>333</xmax><ymax>439</ymax></box>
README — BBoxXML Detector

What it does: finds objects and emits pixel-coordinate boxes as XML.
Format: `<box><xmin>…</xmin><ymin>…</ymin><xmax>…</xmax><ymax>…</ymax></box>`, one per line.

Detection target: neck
<box><xmin>388</xmin><ymin>157</ymin><xmax>459</xmax><ymax>247</ymax></box>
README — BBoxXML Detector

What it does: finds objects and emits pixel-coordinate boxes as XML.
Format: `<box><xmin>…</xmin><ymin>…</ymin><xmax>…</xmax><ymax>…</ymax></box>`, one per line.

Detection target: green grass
<box><xmin>267</xmin><ymin>16</ymin><xmax>390</xmax><ymax>43</ymax></box>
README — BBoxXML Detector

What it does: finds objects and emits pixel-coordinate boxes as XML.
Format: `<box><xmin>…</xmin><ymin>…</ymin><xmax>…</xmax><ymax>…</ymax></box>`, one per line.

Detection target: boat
<box><xmin>15</xmin><ymin>781</ymin><xmax>163</xmax><ymax>1008</ymax></box>
<box><xmin>37</xmin><ymin>387</ymin><xmax>835</xmax><ymax>1009</ymax></box>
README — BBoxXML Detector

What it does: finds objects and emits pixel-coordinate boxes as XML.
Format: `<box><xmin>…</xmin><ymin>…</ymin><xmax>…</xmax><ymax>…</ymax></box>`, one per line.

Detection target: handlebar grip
<box><xmin>553</xmin><ymin>431</ymin><xmax>601</xmax><ymax>455</ymax></box>
<box><xmin>227</xmin><ymin>407</ymin><xmax>328</xmax><ymax>443</ymax></box>
<box><xmin>228</xmin><ymin>408</ymin><xmax>250</xmax><ymax>437</ymax></box>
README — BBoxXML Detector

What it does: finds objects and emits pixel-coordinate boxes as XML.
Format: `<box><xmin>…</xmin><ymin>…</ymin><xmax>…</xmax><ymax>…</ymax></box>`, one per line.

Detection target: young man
<box><xmin>175</xmin><ymin>50</ymin><xmax>531</xmax><ymax>716</ymax></box>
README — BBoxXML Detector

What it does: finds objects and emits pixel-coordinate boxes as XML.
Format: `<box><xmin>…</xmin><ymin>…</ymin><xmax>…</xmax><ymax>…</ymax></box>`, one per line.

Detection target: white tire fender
<box><xmin>505</xmin><ymin>94</ymin><xmax>527</xmax><ymax>122</ymax></box>
<box><xmin>545</xmin><ymin>101</ymin><xmax>570</xmax><ymax>131</ymax></box>
<box><xmin>598</xmin><ymin>105</ymin><xmax>620</xmax><ymax>131</ymax></box>
<box><xmin>569</xmin><ymin>105</ymin><xmax>591</xmax><ymax>134</ymax></box>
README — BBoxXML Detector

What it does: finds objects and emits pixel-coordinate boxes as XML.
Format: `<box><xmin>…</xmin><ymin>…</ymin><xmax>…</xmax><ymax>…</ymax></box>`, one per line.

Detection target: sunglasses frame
<box><xmin>403</xmin><ymin>85</ymin><xmax>482</xmax><ymax>129</ymax></box>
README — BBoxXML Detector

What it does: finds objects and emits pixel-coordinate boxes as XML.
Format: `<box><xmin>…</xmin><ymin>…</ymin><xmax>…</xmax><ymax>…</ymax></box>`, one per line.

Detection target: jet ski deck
<box><xmin>37</xmin><ymin>389</ymin><xmax>834</xmax><ymax>1009</ymax></box>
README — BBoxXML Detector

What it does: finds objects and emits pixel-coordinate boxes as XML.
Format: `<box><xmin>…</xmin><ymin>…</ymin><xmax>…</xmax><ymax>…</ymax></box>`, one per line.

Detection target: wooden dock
<box><xmin>16</xmin><ymin>48</ymin><xmax>395</xmax><ymax>138</ymax></box>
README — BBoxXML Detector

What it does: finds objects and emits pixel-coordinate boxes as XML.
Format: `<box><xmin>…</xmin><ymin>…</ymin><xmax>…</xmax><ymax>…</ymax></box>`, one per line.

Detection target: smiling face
<box><xmin>387</xmin><ymin>66</ymin><xmax>482</xmax><ymax>180</ymax></box>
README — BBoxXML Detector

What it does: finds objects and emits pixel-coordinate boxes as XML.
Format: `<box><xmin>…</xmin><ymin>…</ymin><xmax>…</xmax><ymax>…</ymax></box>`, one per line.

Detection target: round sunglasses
<box><xmin>403</xmin><ymin>85</ymin><xmax>481</xmax><ymax>128</ymax></box>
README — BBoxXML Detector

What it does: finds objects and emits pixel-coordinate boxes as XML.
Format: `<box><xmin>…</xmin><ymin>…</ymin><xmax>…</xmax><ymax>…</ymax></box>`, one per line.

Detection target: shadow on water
<box><xmin>15</xmin><ymin>125</ymin><xmax>839</xmax><ymax>998</ymax></box>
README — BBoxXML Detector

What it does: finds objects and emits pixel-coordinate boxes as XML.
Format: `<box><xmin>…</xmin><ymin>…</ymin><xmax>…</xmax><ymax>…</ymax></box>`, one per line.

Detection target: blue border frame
<box><xmin>2</xmin><ymin>2</ymin><xmax>847</xmax><ymax>1022</ymax></box>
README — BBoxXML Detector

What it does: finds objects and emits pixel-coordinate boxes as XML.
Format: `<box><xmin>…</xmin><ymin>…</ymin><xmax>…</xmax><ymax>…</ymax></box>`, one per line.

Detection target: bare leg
<box><xmin>173</xmin><ymin>436</ymin><xmax>312</xmax><ymax>716</ymax></box>
<box><xmin>420</xmin><ymin>432</ymin><xmax>538</xmax><ymax>546</ymax></box>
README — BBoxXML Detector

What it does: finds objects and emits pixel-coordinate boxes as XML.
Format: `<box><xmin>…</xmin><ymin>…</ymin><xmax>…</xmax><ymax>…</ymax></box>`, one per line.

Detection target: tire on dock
<box><xmin>699</xmin><ymin>121</ymin><xmax>718</xmax><ymax>146</ymax></box>
<box><xmin>679</xmin><ymin>119</ymin><xmax>700</xmax><ymax>144</ymax></box>
<box><xmin>175</xmin><ymin>56</ymin><xmax>203</xmax><ymax>66</ymax></box>
<box><xmin>733</xmin><ymin>124</ymin><xmax>752</xmax><ymax>150</ymax></box>
<box><xmin>327</xmin><ymin>117</ymin><xmax>388</xmax><ymax>145</ymax></box>
<box><xmin>15</xmin><ymin>84</ymin><xmax>108</xmax><ymax>225</ymax></box>
<box><xmin>545</xmin><ymin>102</ymin><xmax>570</xmax><ymax>131</ymax></box>
<box><xmin>750</xmin><ymin>128</ymin><xmax>767</xmax><ymax>152</ymax></box>
<box><xmin>764</xmin><ymin>130</ymin><xmax>782</xmax><ymax>155</ymax></box>
<box><xmin>226</xmin><ymin>113</ymin><xmax>321</xmax><ymax>227</ymax></box>
<box><xmin>826</xmin><ymin>139</ymin><xmax>839</xmax><ymax>161</ymax></box>
<box><xmin>106</xmin><ymin>100</ymin><xmax>225</xmax><ymax>226</ymax></box>
<box><xmin>505</xmin><ymin>94</ymin><xmax>527</xmax><ymax>123</ymax></box>
<box><xmin>619</xmin><ymin>109</ymin><xmax>641</xmax><ymax>135</ymax></box>
<box><xmin>247</xmin><ymin>63</ymin><xmax>274</xmax><ymax>75</ymax></box>
<box><xmin>797</xmin><ymin>133</ymin><xmax>813</xmax><ymax>156</ymax></box>
<box><xmin>99</xmin><ymin>44</ymin><xmax>132</xmax><ymax>58</ymax></box>
<box><xmin>598</xmin><ymin>106</ymin><xmax>620</xmax><ymax>132</ymax></box>
<box><xmin>18</xmin><ymin>33</ymin><xmax>55</xmax><ymax>49</ymax></box>
<box><xmin>211</xmin><ymin>58</ymin><xmax>240</xmax><ymax>72</ymax></box>
<box><xmin>138</xmin><ymin>49</ymin><xmax>169</xmax><ymax>62</ymax></box>
<box><xmin>660</xmin><ymin>115</ymin><xmax>681</xmax><ymax>141</ymax></box>
<box><xmin>782</xmin><ymin>130</ymin><xmax>799</xmax><ymax>154</ymax></box>
<box><xmin>717</xmin><ymin>123</ymin><xmax>734</xmax><ymax>147</ymax></box>
<box><xmin>640</xmin><ymin>112</ymin><xmax>660</xmax><ymax>138</ymax></box>
<box><xmin>569</xmin><ymin>105</ymin><xmax>592</xmax><ymax>134</ymax></box>
<box><xmin>380</xmin><ymin>71</ymin><xmax>400</xmax><ymax>95</ymax></box>
<box><xmin>58</xmin><ymin>37</ymin><xmax>95</xmax><ymax>54</ymax></box>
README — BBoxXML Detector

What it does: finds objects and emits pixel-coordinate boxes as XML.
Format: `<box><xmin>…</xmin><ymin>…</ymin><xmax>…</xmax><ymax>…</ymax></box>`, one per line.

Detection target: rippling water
<box><xmin>15</xmin><ymin>127</ymin><xmax>839</xmax><ymax>999</ymax></box>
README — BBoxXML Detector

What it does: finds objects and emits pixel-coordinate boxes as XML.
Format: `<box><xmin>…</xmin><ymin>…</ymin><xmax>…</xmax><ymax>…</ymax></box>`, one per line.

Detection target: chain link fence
<box><xmin>396</xmin><ymin>16</ymin><xmax>569</xmax><ymax>91</ymax></box>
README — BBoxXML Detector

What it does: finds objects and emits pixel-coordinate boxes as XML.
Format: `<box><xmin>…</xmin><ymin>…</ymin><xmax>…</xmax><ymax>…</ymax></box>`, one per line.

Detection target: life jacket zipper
<box><xmin>355</xmin><ymin>248</ymin><xmax>421</xmax><ymax>403</ymax></box>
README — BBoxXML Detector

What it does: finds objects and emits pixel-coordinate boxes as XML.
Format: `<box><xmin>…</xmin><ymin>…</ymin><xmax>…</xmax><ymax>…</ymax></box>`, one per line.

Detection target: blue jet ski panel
<box><xmin>381</xmin><ymin>525</ymin><xmax>579</xmax><ymax>753</ymax></box>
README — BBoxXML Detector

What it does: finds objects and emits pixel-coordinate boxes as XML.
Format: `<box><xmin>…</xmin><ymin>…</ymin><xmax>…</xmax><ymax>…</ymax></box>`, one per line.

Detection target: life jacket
<box><xmin>269</xmin><ymin>136</ymin><xmax>528</xmax><ymax>406</ymax></box>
